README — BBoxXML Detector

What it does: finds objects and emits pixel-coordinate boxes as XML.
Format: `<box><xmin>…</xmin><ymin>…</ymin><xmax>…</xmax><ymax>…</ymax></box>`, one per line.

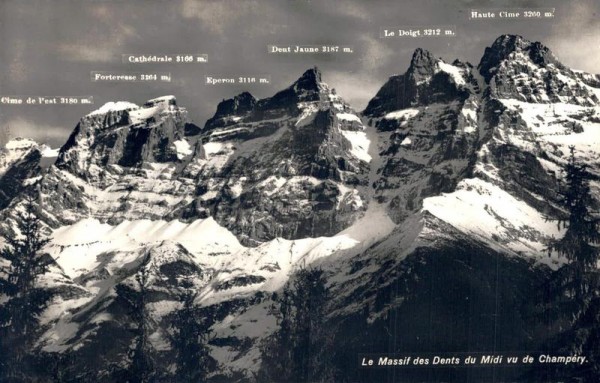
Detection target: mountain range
<box><xmin>1</xmin><ymin>34</ymin><xmax>599</xmax><ymax>382</ymax></box>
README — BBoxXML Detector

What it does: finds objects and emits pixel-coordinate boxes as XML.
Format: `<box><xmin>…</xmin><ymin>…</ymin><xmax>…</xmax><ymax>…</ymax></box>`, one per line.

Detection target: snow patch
<box><xmin>203</xmin><ymin>142</ymin><xmax>225</xmax><ymax>156</ymax></box>
<box><xmin>86</xmin><ymin>101</ymin><xmax>139</xmax><ymax>117</ymax></box>
<box><xmin>173</xmin><ymin>139</ymin><xmax>192</xmax><ymax>159</ymax></box>
<box><xmin>423</xmin><ymin>178</ymin><xmax>561</xmax><ymax>260</ymax></box>
<box><xmin>41</xmin><ymin>146</ymin><xmax>59</xmax><ymax>157</ymax></box>
<box><xmin>295</xmin><ymin>103</ymin><xmax>318</xmax><ymax>127</ymax></box>
<box><xmin>23</xmin><ymin>176</ymin><xmax>43</xmax><ymax>186</ymax></box>
<box><xmin>384</xmin><ymin>108</ymin><xmax>420</xmax><ymax>120</ymax></box>
<box><xmin>5</xmin><ymin>137</ymin><xmax>37</xmax><ymax>150</ymax></box>
<box><xmin>146</xmin><ymin>95</ymin><xmax>176</xmax><ymax>104</ymax></box>
<box><xmin>438</xmin><ymin>61</ymin><xmax>466</xmax><ymax>86</ymax></box>
<box><xmin>336</xmin><ymin>113</ymin><xmax>361</xmax><ymax>123</ymax></box>
<box><xmin>340</xmin><ymin>130</ymin><xmax>372</xmax><ymax>162</ymax></box>
<box><xmin>129</xmin><ymin>105</ymin><xmax>162</xmax><ymax>125</ymax></box>
<box><xmin>50</xmin><ymin>217</ymin><xmax>244</xmax><ymax>279</ymax></box>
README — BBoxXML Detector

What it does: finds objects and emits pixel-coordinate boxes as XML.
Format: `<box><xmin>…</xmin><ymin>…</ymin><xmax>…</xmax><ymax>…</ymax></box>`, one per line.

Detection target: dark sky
<box><xmin>1</xmin><ymin>0</ymin><xmax>598</xmax><ymax>147</ymax></box>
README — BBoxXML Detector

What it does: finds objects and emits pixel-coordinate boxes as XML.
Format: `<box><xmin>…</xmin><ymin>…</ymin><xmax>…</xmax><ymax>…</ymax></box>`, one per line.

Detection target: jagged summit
<box><xmin>363</xmin><ymin>48</ymin><xmax>470</xmax><ymax>116</ymax></box>
<box><xmin>408</xmin><ymin>48</ymin><xmax>438</xmax><ymax>78</ymax></box>
<box><xmin>204</xmin><ymin>92</ymin><xmax>257</xmax><ymax>130</ymax></box>
<box><xmin>56</xmin><ymin>95</ymin><xmax>190</xmax><ymax>176</ymax></box>
<box><xmin>492</xmin><ymin>34</ymin><xmax>528</xmax><ymax>50</ymax></box>
<box><xmin>218</xmin><ymin>92</ymin><xmax>255</xmax><ymax>110</ymax></box>
<box><xmin>478</xmin><ymin>34</ymin><xmax>596</xmax><ymax>104</ymax></box>
<box><xmin>2</xmin><ymin>137</ymin><xmax>58</xmax><ymax>160</ymax></box>
<box><xmin>185</xmin><ymin>65</ymin><xmax>369</xmax><ymax>244</ymax></box>
<box><xmin>205</xmin><ymin>67</ymin><xmax>332</xmax><ymax>125</ymax></box>
<box><xmin>254</xmin><ymin>66</ymin><xmax>327</xmax><ymax>114</ymax></box>
<box><xmin>293</xmin><ymin>66</ymin><xmax>323</xmax><ymax>92</ymax></box>
<box><xmin>478</xmin><ymin>34</ymin><xmax>563</xmax><ymax>81</ymax></box>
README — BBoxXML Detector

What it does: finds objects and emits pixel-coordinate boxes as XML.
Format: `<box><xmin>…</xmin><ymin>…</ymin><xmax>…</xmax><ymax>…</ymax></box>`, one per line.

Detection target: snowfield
<box><xmin>423</xmin><ymin>178</ymin><xmax>563</xmax><ymax>266</ymax></box>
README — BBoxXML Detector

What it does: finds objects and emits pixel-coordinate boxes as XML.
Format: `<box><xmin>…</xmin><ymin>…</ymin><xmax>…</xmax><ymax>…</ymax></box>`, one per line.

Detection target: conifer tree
<box><xmin>545</xmin><ymin>146</ymin><xmax>600</xmax><ymax>381</ymax></box>
<box><xmin>0</xmin><ymin>193</ymin><xmax>52</xmax><ymax>381</ymax></box>
<box><xmin>547</xmin><ymin>146</ymin><xmax>600</xmax><ymax>301</ymax></box>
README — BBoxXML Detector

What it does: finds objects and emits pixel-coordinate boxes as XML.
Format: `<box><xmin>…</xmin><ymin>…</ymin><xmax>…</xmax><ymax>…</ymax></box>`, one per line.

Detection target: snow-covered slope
<box><xmin>419</xmin><ymin>35</ymin><xmax>600</xmax><ymax>266</ymax></box>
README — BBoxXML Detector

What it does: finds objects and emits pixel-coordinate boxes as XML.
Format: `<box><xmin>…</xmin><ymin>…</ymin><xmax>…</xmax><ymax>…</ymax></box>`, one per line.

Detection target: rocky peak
<box><xmin>204</xmin><ymin>92</ymin><xmax>257</xmax><ymax>131</ymax></box>
<box><xmin>82</xmin><ymin>101</ymin><xmax>138</xmax><ymax>130</ymax></box>
<box><xmin>177</xmin><ymin>67</ymin><xmax>369</xmax><ymax>244</ymax></box>
<box><xmin>293</xmin><ymin>66</ymin><xmax>323</xmax><ymax>92</ymax></box>
<box><xmin>363</xmin><ymin>49</ymin><xmax>471</xmax><ymax>117</ymax></box>
<box><xmin>408</xmin><ymin>48</ymin><xmax>438</xmax><ymax>78</ymax></box>
<box><xmin>5</xmin><ymin>137</ymin><xmax>37</xmax><ymax>149</ymax></box>
<box><xmin>479</xmin><ymin>34</ymin><xmax>562</xmax><ymax>81</ymax></box>
<box><xmin>1</xmin><ymin>138</ymin><xmax>58</xmax><ymax>165</ymax></box>
<box><xmin>56</xmin><ymin>95</ymin><xmax>189</xmax><ymax>177</ymax></box>
<box><xmin>478</xmin><ymin>35</ymin><xmax>596</xmax><ymax>105</ymax></box>
<box><xmin>226</xmin><ymin>92</ymin><xmax>256</xmax><ymax>114</ymax></box>
<box><xmin>492</xmin><ymin>34</ymin><xmax>528</xmax><ymax>52</ymax></box>
<box><xmin>205</xmin><ymin>68</ymin><xmax>329</xmax><ymax>130</ymax></box>
<box><xmin>219</xmin><ymin>67</ymin><xmax>329</xmax><ymax>120</ymax></box>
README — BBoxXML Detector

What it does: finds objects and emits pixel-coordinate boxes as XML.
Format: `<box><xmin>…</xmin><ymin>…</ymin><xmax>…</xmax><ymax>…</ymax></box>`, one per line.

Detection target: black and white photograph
<box><xmin>0</xmin><ymin>0</ymin><xmax>599</xmax><ymax>382</ymax></box>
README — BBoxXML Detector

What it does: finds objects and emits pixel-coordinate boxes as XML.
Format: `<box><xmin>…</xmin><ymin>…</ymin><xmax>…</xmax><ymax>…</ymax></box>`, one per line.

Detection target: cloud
<box><xmin>318</xmin><ymin>1</ymin><xmax>371</xmax><ymax>22</ymax></box>
<box><xmin>8</xmin><ymin>40</ymin><xmax>27</xmax><ymax>83</ymax></box>
<box><xmin>57</xmin><ymin>43</ymin><xmax>121</xmax><ymax>63</ymax></box>
<box><xmin>56</xmin><ymin>16</ymin><xmax>139</xmax><ymax>63</ymax></box>
<box><xmin>358</xmin><ymin>35</ymin><xmax>397</xmax><ymax>72</ymax></box>
<box><xmin>549</xmin><ymin>34</ymin><xmax>600</xmax><ymax>73</ymax></box>
<box><xmin>546</xmin><ymin>1</ymin><xmax>600</xmax><ymax>73</ymax></box>
<box><xmin>181</xmin><ymin>0</ymin><xmax>264</xmax><ymax>34</ymax></box>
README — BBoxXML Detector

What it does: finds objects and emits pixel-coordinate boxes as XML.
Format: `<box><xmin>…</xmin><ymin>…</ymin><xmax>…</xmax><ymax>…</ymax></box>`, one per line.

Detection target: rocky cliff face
<box><xmin>319</xmin><ymin>35</ymin><xmax>600</xmax><ymax>382</ymax></box>
<box><xmin>24</xmin><ymin>70</ymin><xmax>369</xmax><ymax>245</ymax></box>
<box><xmin>0</xmin><ymin>35</ymin><xmax>599</xmax><ymax>382</ymax></box>
<box><xmin>479</xmin><ymin>35</ymin><xmax>598</xmax><ymax>105</ymax></box>
<box><xmin>364</xmin><ymin>48</ymin><xmax>482</xmax><ymax>223</ymax></box>
<box><xmin>204</xmin><ymin>91</ymin><xmax>257</xmax><ymax>131</ymax></box>
<box><xmin>364</xmin><ymin>48</ymin><xmax>472</xmax><ymax>116</ymax></box>
<box><xmin>56</xmin><ymin>96</ymin><xmax>189</xmax><ymax>176</ymax></box>
<box><xmin>363</xmin><ymin>34</ymin><xmax>599</xmax><ymax>254</ymax></box>
<box><xmin>175</xmin><ymin>67</ymin><xmax>370</xmax><ymax>244</ymax></box>
<box><xmin>13</xmin><ymin>97</ymin><xmax>200</xmax><ymax>230</ymax></box>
